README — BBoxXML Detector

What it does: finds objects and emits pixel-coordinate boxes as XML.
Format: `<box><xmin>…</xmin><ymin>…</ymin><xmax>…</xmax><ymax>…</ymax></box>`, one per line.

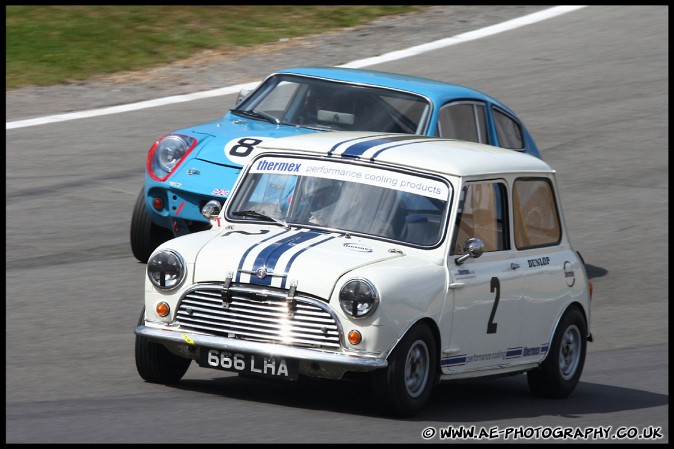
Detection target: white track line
<box><xmin>6</xmin><ymin>6</ymin><xmax>586</xmax><ymax>130</ymax></box>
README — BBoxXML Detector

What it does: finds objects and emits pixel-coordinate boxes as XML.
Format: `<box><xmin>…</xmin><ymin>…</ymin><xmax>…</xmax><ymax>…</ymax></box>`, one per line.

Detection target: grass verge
<box><xmin>6</xmin><ymin>5</ymin><xmax>423</xmax><ymax>89</ymax></box>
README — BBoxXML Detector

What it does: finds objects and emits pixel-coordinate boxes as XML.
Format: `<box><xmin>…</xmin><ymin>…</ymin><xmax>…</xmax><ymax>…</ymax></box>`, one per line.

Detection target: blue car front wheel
<box><xmin>130</xmin><ymin>188</ymin><xmax>173</xmax><ymax>263</ymax></box>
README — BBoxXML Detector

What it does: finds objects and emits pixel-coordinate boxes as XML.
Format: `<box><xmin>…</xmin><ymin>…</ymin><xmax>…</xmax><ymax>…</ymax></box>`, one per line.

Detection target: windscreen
<box><xmin>227</xmin><ymin>156</ymin><xmax>452</xmax><ymax>247</ymax></box>
<box><xmin>234</xmin><ymin>74</ymin><xmax>431</xmax><ymax>134</ymax></box>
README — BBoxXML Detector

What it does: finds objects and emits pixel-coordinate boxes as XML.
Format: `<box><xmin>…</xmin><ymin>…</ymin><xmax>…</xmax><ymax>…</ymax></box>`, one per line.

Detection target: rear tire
<box><xmin>527</xmin><ymin>306</ymin><xmax>587</xmax><ymax>398</ymax></box>
<box><xmin>130</xmin><ymin>188</ymin><xmax>173</xmax><ymax>263</ymax></box>
<box><xmin>135</xmin><ymin>307</ymin><xmax>191</xmax><ymax>384</ymax></box>
<box><xmin>371</xmin><ymin>323</ymin><xmax>437</xmax><ymax>418</ymax></box>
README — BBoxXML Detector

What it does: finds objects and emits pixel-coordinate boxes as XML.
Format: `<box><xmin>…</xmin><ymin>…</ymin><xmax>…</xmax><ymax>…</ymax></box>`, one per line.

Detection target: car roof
<box><xmin>276</xmin><ymin>66</ymin><xmax>504</xmax><ymax>108</ymax></box>
<box><xmin>258</xmin><ymin>132</ymin><xmax>554</xmax><ymax>177</ymax></box>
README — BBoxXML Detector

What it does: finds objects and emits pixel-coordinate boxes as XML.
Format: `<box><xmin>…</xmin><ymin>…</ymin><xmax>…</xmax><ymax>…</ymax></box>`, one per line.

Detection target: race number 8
<box><xmin>207</xmin><ymin>350</ymin><xmax>245</xmax><ymax>370</ymax></box>
<box><xmin>229</xmin><ymin>138</ymin><xmax>263</xmax><ymax>157</ymax></box>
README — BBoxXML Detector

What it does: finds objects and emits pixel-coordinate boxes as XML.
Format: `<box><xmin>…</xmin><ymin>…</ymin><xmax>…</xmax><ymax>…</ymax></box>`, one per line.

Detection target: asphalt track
<box><xmin>5</xmin><ymin>6</ymin><xmax>668</xmax><ymax>444</ymax></box>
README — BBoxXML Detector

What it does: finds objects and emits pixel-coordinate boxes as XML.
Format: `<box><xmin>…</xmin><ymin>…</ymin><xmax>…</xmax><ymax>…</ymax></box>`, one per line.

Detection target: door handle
<box><xmin>511</xmin><ymin>263</ymin><xmax>520</xmax><ymax>270</ymax></box>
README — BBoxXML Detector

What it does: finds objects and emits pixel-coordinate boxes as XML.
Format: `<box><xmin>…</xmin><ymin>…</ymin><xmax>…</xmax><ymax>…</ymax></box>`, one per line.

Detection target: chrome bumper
<box><xmin>135</xmin><ymin>325</ymin><xmax>388</xmax><ymax>370</ymax></box>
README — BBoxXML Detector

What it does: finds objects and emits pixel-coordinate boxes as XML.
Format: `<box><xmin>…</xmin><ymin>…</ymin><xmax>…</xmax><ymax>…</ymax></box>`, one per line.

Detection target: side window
<box><xmin>492</xmin><ymin>107</ymin><xmax>524</xmax><ymax>150</ymax></box>
<box><xmin>451</xmin><ymin>181</ymin><xmax>509</xmax><ymax>255</ymax></box>
<box><xmin>438</xmin><ymin>102</ymin><xmax>488</xmax><ymax>144</ymax></box>
<box><xmin>513</xmin><ymin>178</ymin><xmax>561</xmax><ymax>249</ymax></box>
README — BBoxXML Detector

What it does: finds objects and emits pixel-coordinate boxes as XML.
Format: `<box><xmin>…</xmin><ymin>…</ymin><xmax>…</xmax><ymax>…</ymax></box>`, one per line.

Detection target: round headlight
<box><xmin>147</xmin><ymin>249</ymin><xmax>186</xmax><ymax>290</ymax></box>
<box><xmin>339</xmin><ymin>278</ymin><xmax>379</xmax><ymax>319</ymax></box>
<box><xmin>155</xmin><ymin>135</ymin><xmax>191</xmax><ymax>173</ymax></box>
<box><xmin>149</xmin><ymin>134</ymin><xmax>196</xmax><ymax>180</ymax></box>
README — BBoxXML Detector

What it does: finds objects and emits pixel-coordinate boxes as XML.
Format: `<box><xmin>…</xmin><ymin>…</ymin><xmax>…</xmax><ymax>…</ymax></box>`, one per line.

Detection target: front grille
<box><xmin>175</xmin><ymin>283</ymin><xmax>342</xmax><ymax>349</ymax></box>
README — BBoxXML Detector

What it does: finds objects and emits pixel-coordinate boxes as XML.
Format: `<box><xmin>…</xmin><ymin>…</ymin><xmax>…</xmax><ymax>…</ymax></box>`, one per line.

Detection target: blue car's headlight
<box><xmin>147</xmin><ymin>134</ymin><xmax>197</xmax><ymax>181</ymax></box>
<box><xmin>147</xmin><ymin>249</ymin><xmax>186</xmax><ymax>290</ymax></box>
<box><xmin>339</xmin><ymin>278</ymin><xmax>379</xmax><ymax>319</ymax></box>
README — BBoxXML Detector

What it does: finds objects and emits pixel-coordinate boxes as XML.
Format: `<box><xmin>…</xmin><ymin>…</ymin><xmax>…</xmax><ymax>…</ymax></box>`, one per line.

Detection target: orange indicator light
<box><xmin>348</xmin><ymin>330</ymin><xmax>362</xmax><ymax>345</ymax></box>
<box><xmin>156</xmin><ymin>302</ymin><xmax>170</xmax><ymax>317</ymax></box>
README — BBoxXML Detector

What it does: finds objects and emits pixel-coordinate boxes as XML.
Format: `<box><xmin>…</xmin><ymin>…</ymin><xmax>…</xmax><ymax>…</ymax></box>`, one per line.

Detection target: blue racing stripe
<box><xmin>235</xmin><ymin>229</ymin><xmax>291</xmax><ymax>282</ymax></box>
<box><xmin>442</xmin><ymin>355</ymin><xmax>467</xmax><ymax>367</ymax></box>
<box><xmin>249</xmin><ymin>230</ymin><xmax>327</xmax><ymax>286</ymax></box>
<box><xmin>327</xmin><ymin>133</ymin><xmax>394</xmax><ymax>156</ymax></box>
<box><xmin>505</xmin><ymin>347</ymin><xmax>523</xmax><ymax>359</ymax></box>
<box><xmin>280</xmin><ymin>235</ymin><xmax>336</xmax><ymax>288</ymax></box>
<box><xmin>340</xmin><ymin>135</ymin><xmax>423</xmax><ymax>158</ymax></box>
<box><xmin>368</xmin><ymin>138</ymin><xmax>444</xmax><ymax>161</ymax></box>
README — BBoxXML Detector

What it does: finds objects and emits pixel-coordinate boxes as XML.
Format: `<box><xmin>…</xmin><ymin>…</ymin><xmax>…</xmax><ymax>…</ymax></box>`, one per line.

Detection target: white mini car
<box><xmin>135</xmin><ymin>131</ymin><xmax>593</xmax><ymax>418</ymax></box>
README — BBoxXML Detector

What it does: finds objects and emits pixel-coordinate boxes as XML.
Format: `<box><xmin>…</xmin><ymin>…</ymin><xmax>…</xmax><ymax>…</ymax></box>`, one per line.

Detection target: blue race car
<box><xmin>130</xmin><ymin>66</ymin><xmax>541</xmax><ymax>262</ymax></box>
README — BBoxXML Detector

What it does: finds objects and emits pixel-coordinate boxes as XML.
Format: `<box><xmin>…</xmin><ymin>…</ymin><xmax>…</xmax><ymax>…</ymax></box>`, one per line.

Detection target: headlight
<box><xmin>147</xmin><ymin>134</ymin><xmax>197</xmax><ymax>181</ymax></box>
<box><xmin>339</xmin><ymin>278</ymin><xmax>379</xmax><ymax>319</ymax></box>
<box><xmin>147</xmin><ymin>249</ymin><xmax>186</xmax><ymax>290</ymax></box>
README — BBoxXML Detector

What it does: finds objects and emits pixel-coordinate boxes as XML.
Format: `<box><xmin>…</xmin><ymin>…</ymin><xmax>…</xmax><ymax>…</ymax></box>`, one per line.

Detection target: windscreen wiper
<box><xmin>230</xmin><ymin>109</ymin><xmax>280</xmax><ymax>125</ymax></box>
<box><xmin>232</xmin><ymin>210</ymin><xmax>289</xmax><ymax>228</ymax></box>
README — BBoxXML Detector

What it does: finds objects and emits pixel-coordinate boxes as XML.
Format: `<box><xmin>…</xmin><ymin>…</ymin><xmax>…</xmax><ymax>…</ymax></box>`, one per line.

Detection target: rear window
<box><xmin>513</xmin><ymin>178</ymin><xmax>561</xmax><ymax>249</ymax></box>
<box><xmin>493</xmin><ymin>107</ymin><xmax>524</xmax><ymax>150</ymax></box>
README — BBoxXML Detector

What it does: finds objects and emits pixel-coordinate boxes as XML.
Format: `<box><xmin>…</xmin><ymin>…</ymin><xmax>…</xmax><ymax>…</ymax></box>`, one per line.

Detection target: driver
<box><xmin>307</xmin><ymin>180</ymin><xmax>342</xmax><ymax>225</ymax></box>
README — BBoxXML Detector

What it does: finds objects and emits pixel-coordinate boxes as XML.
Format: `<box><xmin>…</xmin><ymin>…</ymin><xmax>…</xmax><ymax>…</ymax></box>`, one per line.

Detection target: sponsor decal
<box><xmin>527</xmin><ymin>256</ymin><xmax>550</xmax><ymax>268</ymax></box>
<box><xmin>441</xmin><ymin>343</ymin><xmax>549</xmax><ymax>368</ymax></box>
<box><xmin>181</xmin><ymin>333</ymin><xmax>195</xmax><ymax>345</ymax></box>
<box><xmin>254</xmin><ymin>159</ymin><xmax>301</xmax><ymax>173</ymax></box>
<box><xmin>169</xmin><ymin>181</ymin><xmax>182</xmax><ymax>187</ymax></box>
<box><xmin>343</xmin><ymin>243</ymin><xmax>373</xmax><ymax>252</ymax></box>
<box><xmin>564</xmin><ymin>261</ymin><xmax>576</xmax><ymax>287</ymax></box>
<box><xmin>523</xmin><ymin>346</ymin><xmax>541</xmax><ymax>357</ymax></box>
<box><xmin>251</xmin><ymin>156</ymin><xmax>449</xmax><ymax>200</ymax></box>
<box><xmin>212</xmin><ymin>188</ymin><xmax>230</xmax><ymax>197</ymax></box>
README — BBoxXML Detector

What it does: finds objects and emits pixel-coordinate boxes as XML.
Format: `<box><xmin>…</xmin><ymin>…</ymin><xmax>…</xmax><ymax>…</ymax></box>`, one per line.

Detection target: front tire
<box><xmin>135</xmin><ymin>307</ymin><xmax>191</xmax><ymax>384</ymax></box>
<box><xmin>371</xmin><ymin>323</ymin><xmax>437</xmax><ymax>418</ymax></box>
<box><xmin>527</xmin><ymin>306</ymin><xmax>587</xmax><ymax>398</ymax></box>
<box><xmin>130</xmin><ymin>188</ymin><xmax>173</xmax><ymax>263</ymax></box>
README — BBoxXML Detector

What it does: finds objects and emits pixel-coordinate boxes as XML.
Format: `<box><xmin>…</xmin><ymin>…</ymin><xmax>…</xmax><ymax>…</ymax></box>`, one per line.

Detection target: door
<box><xmin>442</xmin><ymin>181</ymin><xmax>524</xmax><ymax>374</ymax></box>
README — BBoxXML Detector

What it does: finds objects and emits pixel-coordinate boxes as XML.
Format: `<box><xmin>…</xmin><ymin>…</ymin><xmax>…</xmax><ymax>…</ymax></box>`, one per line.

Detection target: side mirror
<box><xmin>201</xmin><ymin>200</ymin><xmax>222</xmax><ymax>219</ymax></box>
<box><xmin>455</xmin><ymin>237</ymin><xmax>485</xmax><ymax>265</ymax></box>
<box><xmin>235</xmin><ymin>88</ymin><xmax>253</xmax><ymax>106</ymax></box>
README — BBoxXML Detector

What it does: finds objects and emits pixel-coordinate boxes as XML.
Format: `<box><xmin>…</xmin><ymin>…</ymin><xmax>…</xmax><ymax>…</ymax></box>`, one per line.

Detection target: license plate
<box><xmin>198</xmin><ymin>347</ymin><xmax>299</xmax><ymax>380</ymax></box>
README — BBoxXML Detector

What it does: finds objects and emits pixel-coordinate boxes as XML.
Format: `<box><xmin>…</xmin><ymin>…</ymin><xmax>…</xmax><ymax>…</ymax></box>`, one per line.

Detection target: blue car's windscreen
<box><xmin>234</xmin><ymin>74</ymin><xmax>431</xmax><ymax>134</ymax></box>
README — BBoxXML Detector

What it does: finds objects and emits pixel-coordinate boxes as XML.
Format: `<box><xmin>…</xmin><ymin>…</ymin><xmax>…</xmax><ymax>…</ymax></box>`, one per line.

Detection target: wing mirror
<box><xmin>235</xmin><ymin>87</ymin><xmax>254</xmax><ymax>106</ymax></box>
<box><xmin>455</xmin><ymin>237</ymin><xmax>485</xmax><ymax>265</ymax></box>
<box><xmin>201</xmin><ymin>200</ymin><xmax>222</xmax><ymax>219</ymax></box>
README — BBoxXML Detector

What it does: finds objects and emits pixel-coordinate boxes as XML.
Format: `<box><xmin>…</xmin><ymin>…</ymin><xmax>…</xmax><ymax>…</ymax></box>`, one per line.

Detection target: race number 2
<box><xmin>487</xmin><ymin>276</ymin><xmax>500</xmax><ymax>334</ymax></box>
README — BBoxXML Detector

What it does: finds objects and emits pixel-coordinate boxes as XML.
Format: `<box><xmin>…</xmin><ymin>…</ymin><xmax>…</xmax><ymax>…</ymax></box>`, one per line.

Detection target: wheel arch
<box><xmin>388</xmin><ymin>316</ymin><xmax>443</xmax><ymax>378</ymax></box>
<box><xmin>545</xmin><ymin>301</ymin><xmax>590</xmax><ymax>356</ymax></box>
